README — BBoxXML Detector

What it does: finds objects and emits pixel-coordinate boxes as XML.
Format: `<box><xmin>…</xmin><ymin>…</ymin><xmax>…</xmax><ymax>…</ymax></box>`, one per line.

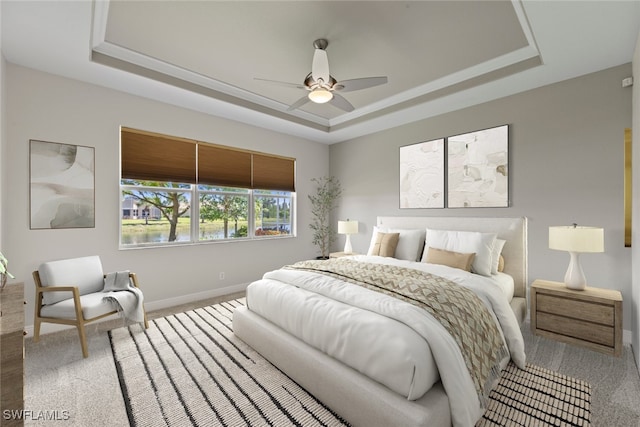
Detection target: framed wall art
<box><xmin>399</xmin><ymin>138</ymin><xmax>444</xmax><ymax>208</ymax></box>
<box><xmin>447</xmin><ymin>124</ymin><xmax>509</xmax><ymax>208</ymax></box>
<box><xmin>30</xmin><ymin>139</ymin><xmax>95</xmax><ymax>229</ymax></box>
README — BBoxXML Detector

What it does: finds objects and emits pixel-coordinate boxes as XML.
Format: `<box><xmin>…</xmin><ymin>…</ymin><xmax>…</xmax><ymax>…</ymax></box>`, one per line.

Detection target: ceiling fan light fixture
<box><xmin>308</xmin><ymin>87</ymin><xmax>333</xmax><ymax>104</ymax></box>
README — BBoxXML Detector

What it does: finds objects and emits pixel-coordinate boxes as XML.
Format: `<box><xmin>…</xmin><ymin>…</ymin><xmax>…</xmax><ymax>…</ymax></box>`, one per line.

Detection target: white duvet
<box><xmin>246</xmin><ymin>255</ymin><xmax>526</xmax><ymax>427</ymax></box>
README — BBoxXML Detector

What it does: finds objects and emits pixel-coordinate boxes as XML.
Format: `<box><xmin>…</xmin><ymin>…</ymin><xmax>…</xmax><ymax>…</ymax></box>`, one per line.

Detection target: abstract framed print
<box><xmin>447</xmin><ymin>124</ymin><xmax>509</xmax><ymax>208</ymax></box>
<box><xmin>400</xmin><ymin>138</ymin><xmax>444</xmax><ymax>208</ymax></box>
<box><xmin>30</xmin><ymin>139</ymin><xmax>95</xmax><ymax>229</ymax></box>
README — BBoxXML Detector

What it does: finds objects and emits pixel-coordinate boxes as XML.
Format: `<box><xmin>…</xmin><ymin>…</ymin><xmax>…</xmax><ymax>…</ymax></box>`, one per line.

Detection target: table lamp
<box><xmin>338</xmin><ymin>220</ymin><xmax>358</xmax><ymax>254</ymax></box>
<box><xmin>549</xmin><ymin>224</ymin><xmax>604</xmax><ymax>290</ymax></box>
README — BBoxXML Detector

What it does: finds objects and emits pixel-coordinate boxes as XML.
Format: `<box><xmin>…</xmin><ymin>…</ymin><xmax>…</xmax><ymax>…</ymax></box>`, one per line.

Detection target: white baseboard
<box><xmin>24</xmin><ymin>282</ymin><xmax>249</xmax><ymax>337</ymax></box>
<box><xmin>144</xmin><ymin>282</ymin><xmax>248</xmax><ymax>312</ymax></box>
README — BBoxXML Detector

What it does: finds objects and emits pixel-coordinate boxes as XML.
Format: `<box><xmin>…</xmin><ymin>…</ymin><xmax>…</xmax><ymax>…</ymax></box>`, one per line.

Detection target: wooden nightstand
<box><xmin>530</xmin><ymin>279</ymin><xmax>622</xmax><ymax>357</ymax></box>
<box><xmin>329</xmin><ymin>252</ymin><xmax>359</xmax><ymax>258</ymax></box>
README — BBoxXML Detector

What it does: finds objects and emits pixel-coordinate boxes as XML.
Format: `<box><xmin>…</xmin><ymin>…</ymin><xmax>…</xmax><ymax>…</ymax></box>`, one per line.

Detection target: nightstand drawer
<box><xmin>536</xmin><ymin>294</ymin><xmax>614</xmax><ymax>326</ymax></box>
<box><xmin>536</xmin><ymin>312</ymin><xmax>614</xmax><ymax>347</ymax></box>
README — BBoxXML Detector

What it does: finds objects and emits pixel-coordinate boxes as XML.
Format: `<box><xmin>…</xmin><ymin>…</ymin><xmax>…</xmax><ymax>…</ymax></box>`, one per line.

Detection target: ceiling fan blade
<box><xmin>254</xmin><ymin>77</ymin><xmax>306</xmax><ymax>90</ymax></box>
<box><xmin>286</xmin><ymin>95</ymin><xmax>311</xmax><ymax>111</ymax></box>
<box><xmin>311</xmin><ymin>49</ymin><xmax>330</xmax><ymax>84</ymax></box>
<box><xmin>334</xmin><ymin>76</ymin><xmax>388</xmax><ymax>93</ymax></box>
<box><xmin>329</xmin><ymin>93</ymin><xmax>355</xmax><ymax>112</ymax></box>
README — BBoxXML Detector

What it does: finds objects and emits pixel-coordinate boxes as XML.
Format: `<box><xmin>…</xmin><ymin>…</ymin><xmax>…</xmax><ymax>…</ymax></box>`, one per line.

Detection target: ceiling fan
<box><xmin>255</xmin><ymin>39</ymin><xmax>388</xmax><ymax>112</ymax></box>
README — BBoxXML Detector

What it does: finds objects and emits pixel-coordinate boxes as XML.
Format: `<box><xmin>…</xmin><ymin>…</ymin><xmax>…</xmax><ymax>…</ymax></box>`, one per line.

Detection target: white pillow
<box><xmin>422</xmin><ymin>229</ymin><xmax>497</xmax><ymax>276</ymax></box>
<box><xmin>491</xmin><ymin>238</ymin><xmax>506</xmax><ymax>274</ymax></box>
<box><xmin>367</xmin><ymin>227</ymin><xmax>425</xmax><ymax>262</ymax></box>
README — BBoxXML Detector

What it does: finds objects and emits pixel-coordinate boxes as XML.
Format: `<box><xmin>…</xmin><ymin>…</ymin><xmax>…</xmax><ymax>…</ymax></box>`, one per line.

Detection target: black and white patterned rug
<box><xmin>109</xmin><ymin>298</ymin><xmax>591</xmax><ymax>427</ymax></box>
<box><xmin>478</xmin><ymin>362</ymin><xmax>591</xmax><ymax>427</ymax></box>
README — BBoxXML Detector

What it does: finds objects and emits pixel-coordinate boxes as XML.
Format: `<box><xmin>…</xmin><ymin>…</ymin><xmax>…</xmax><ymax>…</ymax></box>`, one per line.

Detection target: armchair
<box><xmin>32</xmin><ymin>255</ymin><xmax>148</xmax><ymax>358</ymax></box>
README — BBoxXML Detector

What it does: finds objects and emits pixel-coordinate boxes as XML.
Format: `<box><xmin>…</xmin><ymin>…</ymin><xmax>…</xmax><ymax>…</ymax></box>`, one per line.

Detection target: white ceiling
<box><xmin>2</xmin><ymin>1</ymin><xmax>639</xmax><ymax>144</ymax></box>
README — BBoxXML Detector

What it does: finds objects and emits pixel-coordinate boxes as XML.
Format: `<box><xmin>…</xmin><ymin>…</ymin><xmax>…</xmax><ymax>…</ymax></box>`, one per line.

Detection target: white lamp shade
<box><xmin>338</xmin><ymin>220</ymin><xmax>359</xmax><ymax>235</ymax></box>
<box><xmin>549</xmin><ymin>226</ymin><xmax>604</xmax><ymax>253</ymax></box>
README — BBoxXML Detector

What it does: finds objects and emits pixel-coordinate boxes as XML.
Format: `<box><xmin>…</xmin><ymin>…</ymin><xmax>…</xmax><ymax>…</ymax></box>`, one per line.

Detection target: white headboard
<box><xmin>377</xmin><ymin>216</ymin><xmax>528</xmax><ymax>298</ymax></box>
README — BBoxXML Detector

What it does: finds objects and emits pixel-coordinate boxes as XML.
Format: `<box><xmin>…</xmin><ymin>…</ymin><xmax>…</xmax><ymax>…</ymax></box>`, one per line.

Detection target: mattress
<box><xmin>246</xmin><ymin>255</ymin><xmax>523</xmax><ymax>404</ymax></box>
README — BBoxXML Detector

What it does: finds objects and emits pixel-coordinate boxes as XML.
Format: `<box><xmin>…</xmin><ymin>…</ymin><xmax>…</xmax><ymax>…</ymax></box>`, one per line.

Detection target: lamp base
<box><xmin>343</xmin><ymin>235</ymin><xmax>353</xmax><ymax>254</ymax></box>
<box><xmin>564</xmin><ymin>251</ymin><xmax>587</xmax><ymax>290</ymax></box>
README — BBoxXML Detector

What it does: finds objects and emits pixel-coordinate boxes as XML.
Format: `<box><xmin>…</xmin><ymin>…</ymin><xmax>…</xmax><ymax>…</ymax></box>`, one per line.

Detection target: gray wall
<box><xmin>2</xmin><ymin>61</ymin><xmax>634</xmax><ymax>338</ymax></box>
<box><xmin>3</xmin><ymin>64</ymin><xmax>329</xmax><ymax>328</ymax></box>
<box><xmin>330</xmin><ymin>64</ymin><xmax>634</xmax><ymax>332</ymax></box>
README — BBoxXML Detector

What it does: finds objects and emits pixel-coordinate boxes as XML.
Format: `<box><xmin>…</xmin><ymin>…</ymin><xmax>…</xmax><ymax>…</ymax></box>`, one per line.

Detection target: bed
<box><xmin>233</xmin><ymin>216</ymin><xmax>528</xmax><ymax>427</ymax></box>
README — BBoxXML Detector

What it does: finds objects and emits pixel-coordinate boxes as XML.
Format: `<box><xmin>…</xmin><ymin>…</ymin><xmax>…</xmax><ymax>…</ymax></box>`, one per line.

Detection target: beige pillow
<box><xmin>425</xmin><ymin>247</ymin><xmax>476</xmax><ymax>272</ymax></box>
<box><xmin>498</xmin><ymin>255</ymin><xmax>505</xmax><ymax>272</ymax></box>
<box><xmin>370</xmin><ymin>232</ymin><xmax>400</xmax><ymax>257</ymax></box>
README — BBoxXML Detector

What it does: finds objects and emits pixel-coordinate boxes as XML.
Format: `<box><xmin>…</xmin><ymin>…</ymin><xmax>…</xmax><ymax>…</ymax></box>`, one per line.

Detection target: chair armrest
<box><xmin>129</xmin><ymin>272</ymin><xmax>141</xmax><ymax>289</ymax></box>
<box><xmin>38</xmin><ymin>286</ymin><xmax>79</xmax><ymax>293</ymax></box>
<box><xmin>36</xmin><ymin>286</ymin><xmax>82</xmax><ymax>304</ymax></box>
<box><xmin>34</xmin><ymin>285</ymin><xmax>82</xmax><ymax>314</ymax></box>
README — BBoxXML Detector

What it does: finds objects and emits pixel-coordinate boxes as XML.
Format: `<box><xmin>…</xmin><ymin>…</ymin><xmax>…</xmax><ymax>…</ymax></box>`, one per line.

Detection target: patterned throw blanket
<box><xmin>285</xmin><ymin>258</ymin><xmax>509</xmax><ymax>406</ymax></box>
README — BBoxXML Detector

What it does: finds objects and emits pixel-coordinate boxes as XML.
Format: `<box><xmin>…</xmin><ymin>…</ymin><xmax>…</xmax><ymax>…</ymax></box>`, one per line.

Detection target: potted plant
<box><xmin>309</xmin><ymin>176</ymin><xmax>342</xmax><ymax>259</ymax></box>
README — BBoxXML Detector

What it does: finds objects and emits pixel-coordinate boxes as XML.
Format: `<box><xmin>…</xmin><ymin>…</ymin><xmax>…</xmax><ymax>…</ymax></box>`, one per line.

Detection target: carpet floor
<box><xmin>23</xmin><ymin>292</ymin><xmax>640</xmax><ymax>426</ymax></box>
<box><xmin>109</xmin><ymin>298</ymin><xmax>591</xmax><ymax>427</ymax></box>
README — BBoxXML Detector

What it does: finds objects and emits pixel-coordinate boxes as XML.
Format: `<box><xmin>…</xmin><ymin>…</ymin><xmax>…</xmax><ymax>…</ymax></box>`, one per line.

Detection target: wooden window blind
<box><xmin>121</xmin><ymin>129</ymin><xmax>197</xmax><ymax>183</ymax></box>
<box><xmin>198</xmin><ymin>144</ymin><xmax>252</xmax><ymax>188</ymax></box>
<box><xmin>252</xmin><ymin>154</ymin><xmax>296</xmax><ymax>192</ymax></box>
<box><xmin>121</xmin><ymin>128</ymin><xmax>295</xmax><ymax>192</ymax></box>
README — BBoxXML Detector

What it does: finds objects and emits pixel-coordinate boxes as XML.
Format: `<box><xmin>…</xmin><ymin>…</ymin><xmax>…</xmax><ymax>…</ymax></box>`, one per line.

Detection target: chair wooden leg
<box><xmin>129</xmin><ymin>273</ymin><xmax>149</xmax><ymax>329</ymax></box>
<box><xmin>143</xmin><ymin>308</ymin><xmax>149</xmax><ymax>329</ymax></box>
<box><xmin>33</xmin><ymin>317</ymin><xmax>41</xmax><ymax>342</ymax></box>
<box><xmin>77</xmin><ymin>322</ymin><xmax>89</xmax><ymax>358</ymax></box>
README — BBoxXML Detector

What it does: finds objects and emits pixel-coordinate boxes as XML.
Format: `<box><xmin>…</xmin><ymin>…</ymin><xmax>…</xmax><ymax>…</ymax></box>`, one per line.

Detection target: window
<box><xmin>198</xmin><ymin>186</ymin><xmax>249</xmax><ymax>241</ymax></box>
<box><xmin>254</xmin><ymin>190</ymin><xmax>292</xmax><ymax>236</ymax></box>
<box><xmin>120</xmin><ymin>128</ymin><xmax>295</xmax><ymax>248</ymax></box>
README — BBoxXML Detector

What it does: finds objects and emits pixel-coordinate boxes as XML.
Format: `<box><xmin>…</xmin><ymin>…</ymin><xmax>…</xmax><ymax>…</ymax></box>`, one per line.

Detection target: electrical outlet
<box><xmin>219</xmin><ymin>272</ymin><xmax>225</xmax><ymax>280</ymax></box>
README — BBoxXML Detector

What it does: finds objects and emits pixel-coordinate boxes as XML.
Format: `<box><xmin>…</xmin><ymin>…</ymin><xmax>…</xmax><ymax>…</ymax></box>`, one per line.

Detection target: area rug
<box><xmin>477</xmin><ymin>362</ymin><xmax>591</xmax><ymax>427</ymax></box>
<box><xmin>109</xmin><ymin>298</ymin><xmax>591</xmax><ymax>427</ymax></box>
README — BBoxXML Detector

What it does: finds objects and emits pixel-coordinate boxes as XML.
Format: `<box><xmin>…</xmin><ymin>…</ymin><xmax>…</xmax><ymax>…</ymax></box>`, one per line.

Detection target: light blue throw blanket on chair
<box><xmin>102</xmin><ymin>270</ymin><xmax>145</xmax><ymax>323</ymax></box>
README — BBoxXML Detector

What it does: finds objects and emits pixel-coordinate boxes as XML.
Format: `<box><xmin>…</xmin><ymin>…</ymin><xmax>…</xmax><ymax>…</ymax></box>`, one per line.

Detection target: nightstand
<box><xmin>530</xmin><ymin>279</ymin><xmax>622</xmax><ymax>357</ymax></box>
<box><xmin>329</xmin><ymin>252</ymin><xmax>359</xmax><ymax>258</ymax></box>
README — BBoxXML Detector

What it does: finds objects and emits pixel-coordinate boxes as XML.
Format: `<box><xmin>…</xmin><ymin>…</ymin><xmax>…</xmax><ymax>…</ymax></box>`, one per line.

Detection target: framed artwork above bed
<box><xmin>399</xmin><ymin>124</ymin><xmax>509</xmax><ymax>209</ymax></box>
<box><xmin>448</xmin><ymin>124</ymin><xmax>509</xmax><ymax>208</ymax></box>
<box><xmin>399</xmin><ymin>138</ymin><xmax>444</xmax><ymax>209</ymax></box>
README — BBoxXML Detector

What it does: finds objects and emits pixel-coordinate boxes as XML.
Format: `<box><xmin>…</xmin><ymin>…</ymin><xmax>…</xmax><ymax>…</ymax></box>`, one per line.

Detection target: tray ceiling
<box><xmin>2</xmin><ymin>1</ymin><xmax>640</xmax><ymax>143</ymax></box>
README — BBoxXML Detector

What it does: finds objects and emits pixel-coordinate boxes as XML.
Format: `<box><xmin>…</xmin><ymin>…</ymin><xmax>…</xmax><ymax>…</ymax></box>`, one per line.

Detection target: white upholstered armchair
<box><xmin>32</xmin><ymin>255</ymin><xmax>149</xmax><ymax>358</ymax></box>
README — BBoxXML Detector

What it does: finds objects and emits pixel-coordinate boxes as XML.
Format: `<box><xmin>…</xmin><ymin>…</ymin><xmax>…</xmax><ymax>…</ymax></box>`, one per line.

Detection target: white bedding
<box><xmin>493</xmin><ymin>271</ymin><xmax>515</xmax><ymax>301</ymax></box>
<box><xmin>246</xmin><ymin>255</ymin><xmax>526</xmax><ymax>427</ymax></box>
<box><xmin>247</xmin><ymin>278</ymin><xmax>440</xmax><ymax>399</ymax></box>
